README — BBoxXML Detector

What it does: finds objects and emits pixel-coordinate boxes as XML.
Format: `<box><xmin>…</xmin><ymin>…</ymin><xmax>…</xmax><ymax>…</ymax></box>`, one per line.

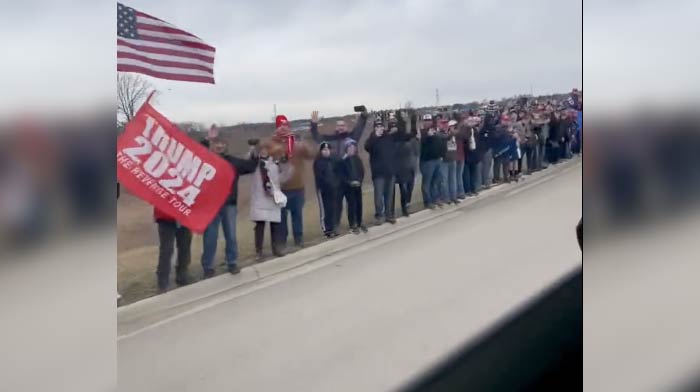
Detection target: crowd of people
<box><xmin>148</xmin><ymin>90</ymin><xmax>582</xmax><ymax>293</ymax></box>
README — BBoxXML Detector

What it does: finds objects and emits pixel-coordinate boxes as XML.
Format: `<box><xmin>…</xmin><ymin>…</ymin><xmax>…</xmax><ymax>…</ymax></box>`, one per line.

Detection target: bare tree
<box><xmin>117</xmin><ymin>73</ymin><xmax>157</xmax><ymax>123</ymax></box>
<box><xmin>404</xmin><ymin>100</ymin><xmax>414</xmax><ymax>109</ymax></box>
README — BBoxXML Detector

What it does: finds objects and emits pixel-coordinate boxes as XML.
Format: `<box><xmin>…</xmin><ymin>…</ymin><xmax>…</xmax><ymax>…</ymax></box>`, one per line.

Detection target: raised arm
<box><xmin>393</xmin><ymin>110</ymin><xmax>413</xmax><ymax>142</ymax></box>
<box><xmin>364</xmin><ymin>131</ymin><xmax>377</xmax><ymax>153</ymax></box>
<box><xmin>397</xmin><ymin>110</ymin><xmax>407</xmax><ymax>133</ymax></box>
<box><xmin>410</xmin><ymin>111</ymin><xmax>418</xmax><ymax>138</ymax></box>
<box><xmin>309</xmin><ymin>110</ymin><xmax>324</xmax><ymax>143</ymax></box>
<box><xmin>350</xmin><ymin>111</ymin><xmax>369</xmax><ymax>141</ymax></box>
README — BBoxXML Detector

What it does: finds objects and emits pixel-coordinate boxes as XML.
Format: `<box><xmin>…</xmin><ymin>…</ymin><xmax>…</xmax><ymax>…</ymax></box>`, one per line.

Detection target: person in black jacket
<box><xmin>547</xmin><ymin>111</ymin><xmax>562</xmax><ymax>164</ymax></box>
<box><xmin>365</xmin><ymin>117</ymin><xmax>400</xmax><ymax>225</ymax></box>
<box><xmin>394</xmin><ymin>110</ymin><xmax>419</xmax><ymax>217</ymax></box>
<box><xmin>339</xmin><ymin>140</ymin><xmax>367</xmax><ymax>234</ymax></box>
<box><xmin>462</xmin><ymin>114</ymin><xmax>483</xmax><ymax>196</ymax></box>
<box><xmin>200</xmin><ymin>137</ymin><xmax>259</xmax><ymax>277</ymax></box>
<box><xmin>314</xmin><ymin>142</ymin><xmax>340</xmax><ymax>238</ymax></box>
<box><xmin>479</xmin><ymin>110</ymin><xmax>497</xmax><ymax>188</ymax></box>
<box><xmin>420</xmin><ymin>113</ymin><xmax>445</xmax><ymax>209</ymax></box>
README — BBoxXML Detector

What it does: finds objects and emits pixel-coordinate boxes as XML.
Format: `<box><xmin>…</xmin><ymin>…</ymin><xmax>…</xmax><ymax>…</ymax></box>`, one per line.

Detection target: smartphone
<box><xmin>353</xmin><ymin>105</ymin><xmax>367</xmax><ymax>113</ymax></box>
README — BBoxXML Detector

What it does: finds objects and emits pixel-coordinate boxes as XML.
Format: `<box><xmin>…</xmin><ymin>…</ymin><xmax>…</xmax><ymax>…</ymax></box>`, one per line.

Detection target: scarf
<box><xmin>273</xmin><ymin>128</ymin><xmax>294</xmax><ymax>159</ymax></box>
<box><xmin>259</xmin><ymin>159</ymin><xmax>273</xmax><ymax>197</ymax></box>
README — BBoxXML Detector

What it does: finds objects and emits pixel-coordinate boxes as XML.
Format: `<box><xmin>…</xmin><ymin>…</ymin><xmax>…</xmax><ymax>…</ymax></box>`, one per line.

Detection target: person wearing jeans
<box><xmin>154</xmin><ymin>208</ymin><xmax>192</xmax><ymax>293</ymax></box>
<box><xmin>419</xmin><ymin>114</ymin><xmax>446</xmax><ymax>209</ymax></box>
<box><xmin>463</xmin><ymin>160</ymin><xmax>482</xmax><ymax>195</ymax></box>
<box><xmin>280</xmin><ymin>190</ymin><xmax>304</xmax><ymax>247</ymax></box>
<box><xmin>431</xmin><ymin>118</ymin><xmax>451</xmax><ymax>205</ymax></box>
<box><xmin>365</xmin><ymin>117</ymin><xmax>398</xmax><ymax>224</ymax></box>
<box><xmin>478</xmin><ymin>122</ymin><xmax>494</xmax><ymax>189</ymax></box>
<box><xmin>201</xmin><ymin>205</ymin><xmax>238</xmax><ymax>276</ymax></box>
<box><xmin>372</xmin><ymin>175</ymin><xmax>396</xmax><ymax>224</ymax></box>
<box><xmin>454</xmin><ymin>118</ymin><xmax>472</xmax><ymax>200</ymax></box>
<box><xmin>201</xmin><ymin>137</ymin><xmax>258</xmax><ymax>278</ymax></box>
<box><xmin>442</xmin><ymin>119</ymin><xmax>461</xmax><ymax>204</ymax></box>
<box><xmin>272</xmin><ymin>114</ymin><xmax>315</xmax><ymax>248</ymax></box>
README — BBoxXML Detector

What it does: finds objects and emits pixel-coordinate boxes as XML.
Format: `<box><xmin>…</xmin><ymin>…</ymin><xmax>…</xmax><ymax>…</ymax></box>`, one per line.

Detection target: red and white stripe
<box><xmin>117</xmin><ymin>10</ymin><xmax>215</xmax><ymax>84</ymax></box>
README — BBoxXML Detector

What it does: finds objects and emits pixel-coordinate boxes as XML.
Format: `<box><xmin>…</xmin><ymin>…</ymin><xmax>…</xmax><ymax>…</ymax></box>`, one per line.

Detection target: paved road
<box><xmin>118</xmin><ymin>161</ymin><xmax>582</xmax><ymax>392</ymax></box>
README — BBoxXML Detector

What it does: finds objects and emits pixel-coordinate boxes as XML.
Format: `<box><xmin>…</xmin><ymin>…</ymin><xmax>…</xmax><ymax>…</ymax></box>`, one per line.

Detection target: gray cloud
<box><xmin>127</xmin><ymin>0</ymin><xmax>581</xmax><ymax>124</ymax></box>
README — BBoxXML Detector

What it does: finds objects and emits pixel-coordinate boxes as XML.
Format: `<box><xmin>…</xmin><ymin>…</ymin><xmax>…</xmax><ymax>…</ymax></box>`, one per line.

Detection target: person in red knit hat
<box><xmin>270</xmin><ymin>114</ymin><xmax>315</xmax><ymax>249</ymax></box>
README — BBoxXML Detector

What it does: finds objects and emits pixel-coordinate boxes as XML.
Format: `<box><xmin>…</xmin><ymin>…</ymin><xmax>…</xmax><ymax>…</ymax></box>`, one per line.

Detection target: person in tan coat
<box><xmin>270</xmin><ymin>115</ymin><xmax>315</xmax><ymax>248</ymax></box>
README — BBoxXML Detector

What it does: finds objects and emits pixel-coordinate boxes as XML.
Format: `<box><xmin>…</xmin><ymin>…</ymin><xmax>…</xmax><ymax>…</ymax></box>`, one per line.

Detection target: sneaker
<box><xmin>428</xmin><ymin>204</ymin><xmax>437</xmax><ymax>210</ymax></box>
<box><xmin>202</xmin><ymin>269</ymin><xmax>216</xmax><ymax>280</ymax></box>
<box><xmin>359</xmin><ymin>225</ymin><xmax>369</xmax><ymax>233</ymax></box>
<box><xmin>437</xmin><ymin>202</ymin><xmax>445</xmax><ymax>208</ymax></box>
<box><xmin>351</xmin><ymin>227</ymin><xmax>360</xmax><ymax>234</ymax></box>
<box><xmin>256</xmin><ymin>250</ymin><xmax>264</xmax><ymax>262</ymax></box>
<box><xmin>294</xmin><ymin>239</ymin><xmax>304</xmax><ymax>248</ymax></box>
<box><xmin>157</xmin><ymin>287</ymin><xmax>169</xmax><ymax>295</ymax></box>
<box><xmin>374</xmin><ymin>217</ymin><xmax>385</xmax><ymax>226</ymax></box>
<box><xmin>386</xmin><ymin>217</ymin><xmax>397</xmax><ymax>224</ymax></box>
<box><xmin>453</xmin><ymin>199</ymin><xmax>462</xmax><ymax>204</ymax></box>
<box><xmin>402</xmin><ymin>209</ymin><xmax>410</xmax><ymax>218</ymax></box>
<box><xmin>457</xmin><ymin>195</ymin><xmax>466</xmax><ymax>200</ymax></box>
<box><xmin>227</xmin><ymin>265</ymin><xmax>241</xmax><ymax>275</ymax></box>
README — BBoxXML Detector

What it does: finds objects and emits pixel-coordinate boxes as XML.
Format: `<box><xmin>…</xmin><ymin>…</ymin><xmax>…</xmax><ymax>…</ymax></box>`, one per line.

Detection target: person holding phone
<box><xmin>271</xmin><ymin>114</ymin><xmax>315</xmax><ymax>249</ymax></box>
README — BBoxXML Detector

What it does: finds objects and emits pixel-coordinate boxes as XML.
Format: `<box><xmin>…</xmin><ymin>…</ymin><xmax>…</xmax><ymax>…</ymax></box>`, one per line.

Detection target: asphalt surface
<box><xmin>118</xmin><ymin>160</ymin><xmax>582</xmax><ymax>392</ymax></box>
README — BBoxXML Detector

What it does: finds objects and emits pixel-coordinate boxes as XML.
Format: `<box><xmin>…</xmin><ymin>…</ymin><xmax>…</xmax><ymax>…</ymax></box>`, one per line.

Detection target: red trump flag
<box><xmin>117</xmin><ymin>100</ymin><xmax>234</xmax><ymax>233</ymax></box>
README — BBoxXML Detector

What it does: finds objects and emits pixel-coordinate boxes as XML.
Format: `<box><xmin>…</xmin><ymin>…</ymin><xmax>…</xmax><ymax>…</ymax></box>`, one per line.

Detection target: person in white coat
<box><xmin>250</xmin><ymin>141</ymin><xmax>289</xmax><ymax>260</ymax></box>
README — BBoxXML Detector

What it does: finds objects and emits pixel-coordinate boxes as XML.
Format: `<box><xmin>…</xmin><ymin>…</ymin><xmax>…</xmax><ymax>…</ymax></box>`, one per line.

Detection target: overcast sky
<box><xmin>0</xmin><ymin>1</ymin><xmax>581</xmax><ymax>124</ymax></box>
<box><xmin>119</xmin><ymin>0</ymin><xmax>582</xmax><ymax>124</ymax></box>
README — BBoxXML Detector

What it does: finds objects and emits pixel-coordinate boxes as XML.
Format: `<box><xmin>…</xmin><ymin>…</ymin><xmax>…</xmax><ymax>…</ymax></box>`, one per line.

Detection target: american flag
<box><xmin>117</xmin><ymin>2</ymin><xmax>215</xmax><ymax>84</ymax></box>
